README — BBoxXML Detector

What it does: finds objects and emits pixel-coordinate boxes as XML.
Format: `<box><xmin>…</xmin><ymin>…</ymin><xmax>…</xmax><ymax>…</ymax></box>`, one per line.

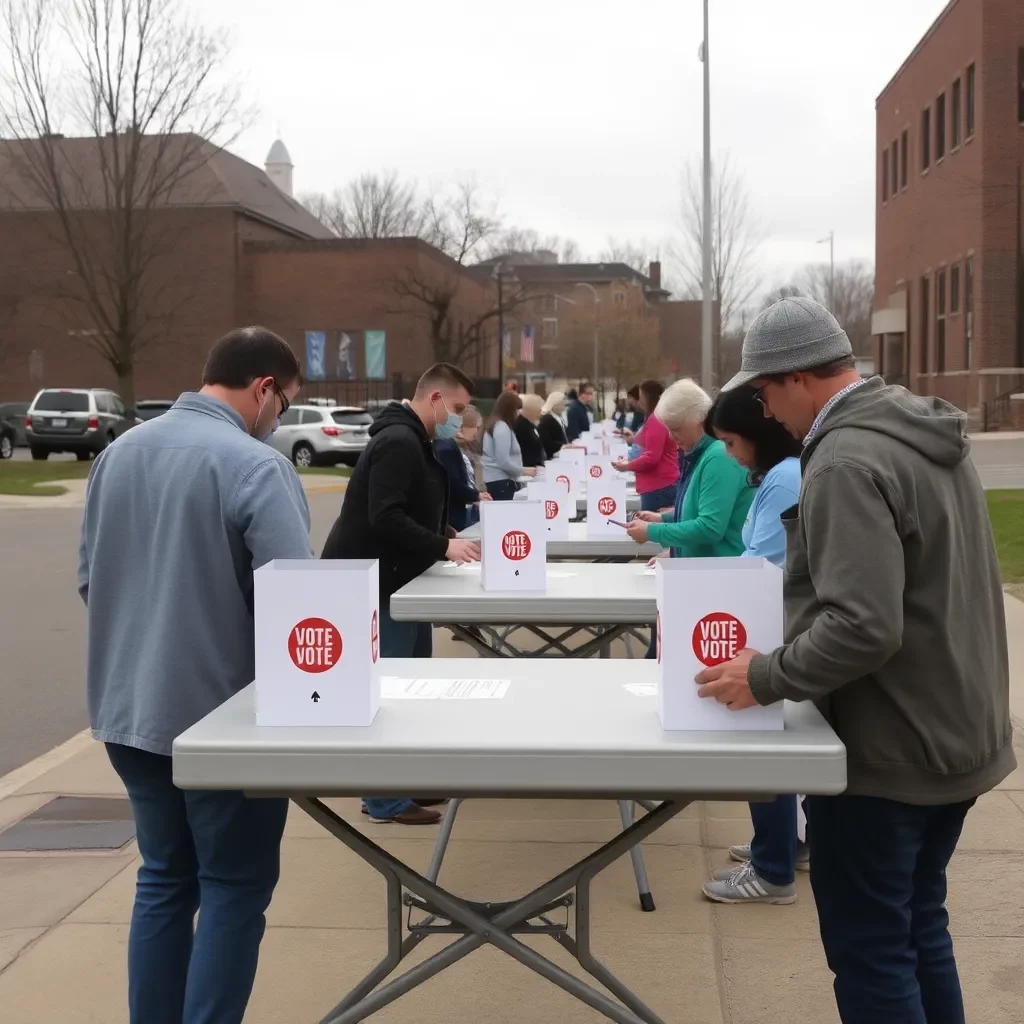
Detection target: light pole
<box><xmin>574</xmin><ymin>281</ymin><xmax>600</xmax><ymax>392</ymax></box>
<box><xmin>700</xmin><ymin>0</ymin><xmax>714</xmax><ymax>392</ymax></box>
<box><xmin>817</xmin><ymin>230</ymin><xmax>835</xmax><ymax>312</ymax></box>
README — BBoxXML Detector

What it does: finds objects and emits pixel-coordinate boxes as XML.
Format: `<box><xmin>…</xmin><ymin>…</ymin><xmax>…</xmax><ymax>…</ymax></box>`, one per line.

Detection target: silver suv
<box><xmin>26</xmin><ymin>388</ymin><xmax>136</xmax><ymax>461</ymax></box>
<box><xmin>270</xmin><ymin>404</ymin><xmax>373</xmax><ymax>467</ymax></box>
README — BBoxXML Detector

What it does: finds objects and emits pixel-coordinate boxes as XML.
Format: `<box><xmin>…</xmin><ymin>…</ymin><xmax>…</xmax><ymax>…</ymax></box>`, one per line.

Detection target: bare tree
<box><xmin>599</xmin><ymin>238</ymin><xmax>660</xmax><ymax>276</ymax></box>
<box><xmin>300</xmin><ymin>171</ymin><xmax>429</xmax><ymax>240</ymax></box>
<box><xmin>485</xmin><ymin>227</ymin><xmax>581</xmax><ymax>265</ymax></box>
<box><xmin>759</xmin><ymin>283</ymin><xmax>806</xmax><ymax>311</ymax></box>
<box><xmin>0</xmin><ymin>0</ymin><xmax>242</xmax><ymax>411</ymax></box>
<box><xmin>797</xmin><ymin>259</ymin><xmax>874</xmax><ymax>355</ymax></box>
<box><xmin>672</xmin><ymin>153</ymin><xmax>764</xmax><ymax>331</ymax></box>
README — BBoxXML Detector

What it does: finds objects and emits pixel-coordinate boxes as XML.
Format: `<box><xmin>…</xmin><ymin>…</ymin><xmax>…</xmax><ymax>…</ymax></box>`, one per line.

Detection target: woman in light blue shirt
<box><xmin>699</xmin><ymin>385</ymin><xmax>807</xmax><ymax>907</ymax></box>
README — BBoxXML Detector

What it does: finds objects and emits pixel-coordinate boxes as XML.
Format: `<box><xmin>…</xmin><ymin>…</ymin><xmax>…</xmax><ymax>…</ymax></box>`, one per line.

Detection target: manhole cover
<box><xmin>0</xmin><ymin>796</ymin><xmax>136</xmax><ymax>852</ymax></box>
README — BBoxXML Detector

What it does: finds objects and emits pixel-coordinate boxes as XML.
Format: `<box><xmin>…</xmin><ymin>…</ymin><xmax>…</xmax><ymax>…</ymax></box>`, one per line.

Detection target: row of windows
<box><xmin>917</xmin><ymin>258</ymin><xmax>974</xmax><ymax>373</ymax></box>
<box><xmin>882</xmin><ymin>63</ymin><xmax>976</xmax><ymax>203</ymax></box>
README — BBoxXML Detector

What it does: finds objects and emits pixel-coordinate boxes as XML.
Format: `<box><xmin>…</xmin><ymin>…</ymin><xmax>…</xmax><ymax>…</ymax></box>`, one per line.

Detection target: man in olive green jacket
<box><xmin>697</xmin><ymin>297</ymin><xmax>1014</xmax><ymax>1024</ymax></box>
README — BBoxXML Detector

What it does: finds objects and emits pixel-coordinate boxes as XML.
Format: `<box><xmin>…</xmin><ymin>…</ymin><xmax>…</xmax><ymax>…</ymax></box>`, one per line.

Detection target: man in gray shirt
<box><xmin>79</xmin><ymin>327</ymin><xmax>312</xmax><ymax>1024</ymax></box>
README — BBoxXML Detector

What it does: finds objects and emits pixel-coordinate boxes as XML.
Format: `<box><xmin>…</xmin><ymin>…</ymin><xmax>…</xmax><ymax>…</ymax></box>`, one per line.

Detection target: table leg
<box><xmin>617</xmin><ymin>800</ymin><xmax>655</xmax><ymax>911</ymax></box>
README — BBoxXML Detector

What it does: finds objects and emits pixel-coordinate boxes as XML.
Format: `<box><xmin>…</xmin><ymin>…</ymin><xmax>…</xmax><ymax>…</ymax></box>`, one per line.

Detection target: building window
<box><xmin>920</xmin><ymin>276</ymin><xmax>930</xmax><ymax>373</ymax></box>
<box><xmin>936</xmin><ymin>269</ymin><xmax>947</xmax><ymax>373</ymax></box>
<box><xmin>950</xmin><ymin>264</ymin><xmax>961</xmax><ymax>314</ymax></box>
<box><xmin>900</xmin><ymin>130</ymin><xmax>908</xmax><ymax>188</ymax></box>
<box><xmin>882</xmin><ymin>148</ymin><xmax>890</xmax><ymax>201</ymax></box>
<box><xmin>936</xmin><ymin>91</ymin><xmax>946</xmax><ymax>159</ymax></box>
<box><xmin>542</xmin><ymin>294</ymin><xmax>557</xmax><ymax>313</ymax></box>
<box><xmin>614</xmin><ymin>291</ymin><xmax>625</xmax><ymax>305</ymax></box>
<box><xmin>543</xmin><ymin>317</ymin><xmax>558</xmax><ymax>340</ymax></box>
<box><xmin>966</xmin><ymin>63</ymin><xmax>976</xmax><ymax>137</ymax></box>
<box><xmin>951</xmin><ymin>78</ymin><xmax>962</xmax><ymax>147</ymax></box>
<box><xmin>891</xmin><ymin>141</ymin><xmax>899</xmax><ymax>196</ymax></box>
<box><xmin>1019</xmin><ymin>48</ymin><xmax>1024</xmax><ymax>123</ymax></box>
<box><xmin>921</xmin><ymin>107</ymin><xmax>931</xmax><ymax>170</ymax></box>
<box><xmin>965</xmin><ymin>257</ymin><xmax>974</xmax><ymax>369</ymax></box>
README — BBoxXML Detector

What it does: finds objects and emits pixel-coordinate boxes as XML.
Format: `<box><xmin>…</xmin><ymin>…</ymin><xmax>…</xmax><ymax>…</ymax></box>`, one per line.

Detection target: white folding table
<box><xmin>459</xmin><ymin>521</ymin><xmax>661</xmax><ymax>562</ymax></box>
<box><xmin>173</xmin><ymin>660</ymin><xmax>846</xmax><ymax>1024</ymax></box>
<box><xmin>514</xmin><ymin>487</ymin><xmax>642</xmax><ymax>517</ymax></box>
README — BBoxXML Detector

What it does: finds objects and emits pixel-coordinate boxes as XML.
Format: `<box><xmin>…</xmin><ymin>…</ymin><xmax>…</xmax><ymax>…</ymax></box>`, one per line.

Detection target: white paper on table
<box><xmin>643</xmin><ymin>567</ymin><xmax>657</xmax><ymax>576</ymax></box>
<box><xmin>381</xmin><ymin>677</ymin><xmax>511</xmax><ymax>699</ymax></box>
<box><xmin>623</xmin><ymin>683</ymin><xmax>657</xmax><ymax>697</ymax></box>
<box><xmin>440</xmin><ymin>561</ymin><xmax>482</xmax><ymax>573</ymax></box>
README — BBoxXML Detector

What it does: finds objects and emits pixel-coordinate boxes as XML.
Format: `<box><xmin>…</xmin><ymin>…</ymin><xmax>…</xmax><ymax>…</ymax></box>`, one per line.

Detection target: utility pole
<box><xmin>818</xmin><ymin>230</ymin><xmax>835</xmax><ymax>312</ymax></box>
<box><xmin>494</xmin><ymin>261</ymin><xmax>505</xmax><ymax>388</ymax></box>
<box><xmin>700</xmin><ymin>0</ymin><xmax>714</xmax><ymax>392</ymax></box>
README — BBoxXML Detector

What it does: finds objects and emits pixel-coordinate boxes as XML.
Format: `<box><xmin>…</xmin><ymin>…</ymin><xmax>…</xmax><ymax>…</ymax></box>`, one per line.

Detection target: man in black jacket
<box><xmin>322</xmin><ymin>363</ymin><xmax>479</xmax><ymax>824</ymax></box>
<box><xmin>565</xmin><ymin>381</ymin><xmax>595</xmax><ymax>442</ymax></box>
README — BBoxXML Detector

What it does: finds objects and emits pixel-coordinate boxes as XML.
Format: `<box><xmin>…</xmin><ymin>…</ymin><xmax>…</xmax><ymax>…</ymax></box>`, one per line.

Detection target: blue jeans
<box><xmin>806</xmin><ymin>794</ymin><xmax>975</xmax><ymax>1023</ymax></box>
<box><xmin>486</xmin><ymin>479</ymin><xmax>519</xmax><ymax>501</ymax></box>
<box><xmin>640</xmin><ymin>483</ymin><xmax>677</xmax><ymax>513</ymax></box>
<box><xmin>363</xmin><ymin>603</ymin><xmax>433</xmax><ymax>820</ymax></box>
<box><xmin>749</xmin><ymin>795</ymin><xmax>802</xmax><ymax>885</ymax></box>
<box><xmin>105</xmin><ymin>743</ymin><xmax>288</xmax><ymax>1024</ymax></box>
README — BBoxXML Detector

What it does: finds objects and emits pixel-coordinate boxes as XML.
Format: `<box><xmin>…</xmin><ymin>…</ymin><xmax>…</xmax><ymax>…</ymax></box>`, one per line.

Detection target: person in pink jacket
<box><xmin>613</xmin><ymin>379</ymin><xmax>679</xmax><ymax>512</ymax></box>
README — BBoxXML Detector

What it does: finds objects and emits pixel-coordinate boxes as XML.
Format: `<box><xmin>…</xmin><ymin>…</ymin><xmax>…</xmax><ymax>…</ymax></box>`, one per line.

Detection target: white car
<box><xmin>271</xmin><ymin>404</ymin><xmax>373</xmax><ymax>467</ymax></box>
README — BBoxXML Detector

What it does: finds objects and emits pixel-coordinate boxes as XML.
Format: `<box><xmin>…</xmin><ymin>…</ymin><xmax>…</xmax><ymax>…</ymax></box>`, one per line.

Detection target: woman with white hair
<box><xmin>513</xmin><ymin>393</ymin><xmax>547</xmax><ymax>468</ymax></box>
<box><xmin>537</xmin><ymin>391</ymin><xmax>568</xmax><ymax>460</ymax></box>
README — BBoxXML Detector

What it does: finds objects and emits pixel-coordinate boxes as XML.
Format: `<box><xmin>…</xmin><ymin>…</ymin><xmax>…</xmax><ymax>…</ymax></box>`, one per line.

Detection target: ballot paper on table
<box><xmin>381</xmin><ymin>677</ymin><xmax>511</xmax><ymax>700</ymax></box>
<box><xmin>623</xmin><ymin>683</ymin><xmax>657</xmax><ymax>697</ymax></box>
<box><xmin>526</xmin><ymin>481</ymin><xmax>571</xmax><ymax>540</ymax></box>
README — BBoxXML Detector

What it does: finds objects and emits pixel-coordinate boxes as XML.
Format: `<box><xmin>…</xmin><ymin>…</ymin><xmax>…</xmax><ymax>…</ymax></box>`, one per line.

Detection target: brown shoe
<box><xmin>414</xmin><ymin>799</ymin><xmax>449</xmax><ymax>808</ymax></box>
<box><xmin>368</xmin><ymin>805</ymin><xmax>442</xmax><ymax>825</ymax></box>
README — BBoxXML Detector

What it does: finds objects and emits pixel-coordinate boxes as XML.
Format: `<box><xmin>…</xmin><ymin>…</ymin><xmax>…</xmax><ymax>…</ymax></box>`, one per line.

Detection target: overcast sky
<box><xmin>213</xmin><ymin>0</ymin><xmax>949</xmax><ymax>292</ymax></box>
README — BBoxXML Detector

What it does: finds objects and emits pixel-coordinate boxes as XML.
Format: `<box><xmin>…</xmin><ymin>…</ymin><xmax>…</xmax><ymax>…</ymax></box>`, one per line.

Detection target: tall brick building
<box><xmin>873</xmin><ymin>0</ymin><xmax>1024</xmax><ymax>423</ymax></box>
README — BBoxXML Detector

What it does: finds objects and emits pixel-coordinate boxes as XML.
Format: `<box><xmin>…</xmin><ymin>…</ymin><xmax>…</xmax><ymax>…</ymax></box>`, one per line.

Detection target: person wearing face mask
<box><xmin>78</xmin><ymin>327</ymin><xmax>312</xmax><ymax>1024</ymax></box>
<box><xmin>321</xmin><ymin>362</ymin><xmax>480</xmax><ymax>825</ymax></box>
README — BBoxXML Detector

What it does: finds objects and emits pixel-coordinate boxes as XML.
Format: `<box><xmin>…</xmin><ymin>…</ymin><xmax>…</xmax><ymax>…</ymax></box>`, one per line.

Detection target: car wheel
<box><xmin>292</xmin><ymin>443</ymin><xmax>316</xmax><ymax>468</ymax></box>
<box><xmin>76</xmin><ymin>451</ymin><xmax>91</xmax><ymax>462</ymax></box>
<box><xmin>30</xmin><ymin>446</ymin><xmax>49</xmax><ymax>461</ymax></box>
<box><xmin>0</xmin><ymin>434</ymin><xmax>12</xmax><ymax>460</ymax></box>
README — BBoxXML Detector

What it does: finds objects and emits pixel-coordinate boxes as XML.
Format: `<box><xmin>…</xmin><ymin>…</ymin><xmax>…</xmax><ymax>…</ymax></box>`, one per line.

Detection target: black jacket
<box><xmin>538</xmin><ymin>413</ymin><xmax>567</xmax><ymax>460</ymax></box>
<box><xmin>434</xmin><ymin>438</ymin><xmax>479</xmax><ymax>532</ymax></box>
<box><xmin>321</xmin><ymin>402</ymin><xmax>449</xmax><ymax>598</ymax></box>
<box><xmin>565</xmin><ymin>398</ymin><xmax>591</xmax><ymax>442</ymax></box>
<box><xmin>513</xmin><ymin>416</ymin><xmax>546</xmax><ymax>468</ymax></box>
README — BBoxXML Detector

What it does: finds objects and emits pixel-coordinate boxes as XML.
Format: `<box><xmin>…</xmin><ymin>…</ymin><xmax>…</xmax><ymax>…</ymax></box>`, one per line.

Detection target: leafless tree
<box><xmin>759</xmin><ymin>283</ymin><xmax>806</xmax><ymax>311</ymax></box>
<box><xmin>300</xmin><ymin>171</ymin><xmax>430</xmax><ymax>240</ymax></box>
<box><xmin>0</xmin><ymin>0</ymin><xmax>243</xmax><ymax>411</ymax></box>
<box><xmin>599</xmin><ymin>238</ymin><xmax>661</xmax><ymax>276</ymax></box>
<box><xmin>672</xmin><ymin>153</ymin><xmax>765</xmax><ymax>331</ymax></box>
<box><xmin>797</xmin><ymin>259</ymin><xmax>875</xmax><ymax>355</ymax></box>
<box><xmin>484</xmin><ymin>227</ymin><xmax>581</xmax><ymax>265</ymax></box>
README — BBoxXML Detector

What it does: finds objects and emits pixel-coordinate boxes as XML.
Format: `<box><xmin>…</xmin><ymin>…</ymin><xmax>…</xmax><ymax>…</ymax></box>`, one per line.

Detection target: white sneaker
<box><xmin>702</xmin><ymin>861</ymin><xmax>796</xmax><ymax>905</ymax></box>
<box><xmin>728</xmin><ymin>841</ymin><xmax>810</xmax><ymax>872</ymax></box>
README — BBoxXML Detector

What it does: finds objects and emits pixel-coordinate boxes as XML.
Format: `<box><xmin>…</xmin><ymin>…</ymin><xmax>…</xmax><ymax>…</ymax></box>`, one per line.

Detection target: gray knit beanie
<box><xmin>722</xmin><ymin>296</ymin><xmax>853</xmax><ymax>391</ymax></box>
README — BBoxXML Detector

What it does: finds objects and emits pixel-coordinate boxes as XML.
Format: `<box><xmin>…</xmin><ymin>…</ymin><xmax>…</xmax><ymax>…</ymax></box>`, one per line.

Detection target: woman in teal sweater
<box><xmin>625</xmin><ymin>379</ymin><xmax>753</xmax><ymax>660</ymax></box>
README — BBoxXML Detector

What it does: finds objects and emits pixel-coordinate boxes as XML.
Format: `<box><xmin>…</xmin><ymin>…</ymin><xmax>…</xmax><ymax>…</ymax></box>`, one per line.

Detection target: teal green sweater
<box><xmin>647</xmin><ymin>439</ymin><xmax>754</xmax><ymax>558</ymax></box>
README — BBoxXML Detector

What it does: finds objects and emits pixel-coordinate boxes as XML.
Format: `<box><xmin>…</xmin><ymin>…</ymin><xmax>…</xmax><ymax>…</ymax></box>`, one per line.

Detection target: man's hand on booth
<box><xmin>695</xmin><ymin>648</ymin><xmax>759</xmax><ymax>710</ymax></box>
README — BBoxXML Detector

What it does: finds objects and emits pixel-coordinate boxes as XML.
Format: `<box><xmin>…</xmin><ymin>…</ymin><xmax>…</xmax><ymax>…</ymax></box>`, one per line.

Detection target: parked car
<box><xmin>269</xmin><ymin>404</ymin><xmax>373</xmax><ymax>467</ymax></box>
<box><xmin>0</xmin><ymin>419</ymin><xmax>14</xmax><ymax>460</ymax></box>
<box><xmin>25</xmin><ymin>388</ymin><xmax>136</xmax><ymax>460</ymax></box>
<box><xmin>0</xmin><ymin>402</ymin><xmax>30</xmax><ymax>448</ymax></box>
<box><xmin>134</xmin><ymin>399</ymin><xmax>176</xmax><ymax>422</ymax></box>
<box><xmin>363</xmin><ymin>398</ymin><xmax>400</xmax><ymax>419</ymax></box>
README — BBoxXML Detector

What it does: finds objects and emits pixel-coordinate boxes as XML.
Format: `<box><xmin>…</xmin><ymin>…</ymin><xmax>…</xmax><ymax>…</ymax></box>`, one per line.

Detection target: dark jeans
<box><xmin>806</xmin><ymin>794</ymin><xmax>975</xmax><ymax>1024</ymax></box>
<box><xmin>640</xmin><ymin>483</ymin><xmax>678</xmax><ymax>513</ymax></box>
<box><xmin>105</xmin><ymin>743</ymin><xmax>288</xmax><ymax>1024</ymax></box>
<box><xmin>749</xmin><ymin>795</ymin><xmax>800</xmax><ymax>886</ymax></box>
<box><xmin>486</xmin><ymin>478</ymin><xmax>519</xmax><ymax>501</ymax></box>
<box><xmin>362</xmin><ymin>603</ymin><xmax>433</xmax><ymax>820</ymax></box>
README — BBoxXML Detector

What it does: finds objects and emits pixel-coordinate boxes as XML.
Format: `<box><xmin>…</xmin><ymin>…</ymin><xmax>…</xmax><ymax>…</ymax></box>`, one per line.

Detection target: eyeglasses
<box><xmin>272</xmin><ymin>381</ymin><xmax>290</xmax><ymax>418</ymax></box>
<box><xmin>751</xmin><ymin>385</ymin><xmax>768</xmax><ymax>408</ymax></box>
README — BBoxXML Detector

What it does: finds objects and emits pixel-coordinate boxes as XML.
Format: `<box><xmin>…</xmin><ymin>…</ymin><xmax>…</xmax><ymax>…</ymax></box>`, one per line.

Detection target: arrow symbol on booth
<box><xmin>311</xmin><ymin>691</ymin><xmax>321</xmax><ymax>703</ymax></box>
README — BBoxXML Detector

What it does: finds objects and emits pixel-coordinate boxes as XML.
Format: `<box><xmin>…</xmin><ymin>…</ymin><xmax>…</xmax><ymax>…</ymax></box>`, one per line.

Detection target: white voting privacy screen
<box><xmin>480</xmin><ymin>499</ymin><xmax>546</xmax><ymax>591</ymax></box>
<box><xmin>255</xmin><ymin>559</ymin><xmax>381</xmax><ymax>728</ymax></box>
<box><xmin>656</xmin><ymin>557</ymin><xmax>784</xmax><ymax>731</ymax></box>
<box><xmin>548</xmin><ymin>460</ymin><xmax>581</xmax><ymax>497</ymax></box>
<box><xmin>557</xmin><ymin>446</ymin><xmax>586</xmax><ymax>471</ymax></box>
<box><xmin>586</xmin><ymin>477</ymin><xmax>628</xmax><ymax>538</ymax></box>
<box><xmin>526</xmin><ymin>481</ymin><xmax>571</xmax><ymax>540</ymax></box>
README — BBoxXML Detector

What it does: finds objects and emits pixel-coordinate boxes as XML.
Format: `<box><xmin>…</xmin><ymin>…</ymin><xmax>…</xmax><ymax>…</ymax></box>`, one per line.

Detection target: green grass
<box><xmin>297</xmin><ymin>465</ymin><xmax>352</xmax><ymax>478</ymax></box>
<box><xmin>987</xmin><ymin>490</ymin><xmax>1024</xmax><ymax>599</ymax></box>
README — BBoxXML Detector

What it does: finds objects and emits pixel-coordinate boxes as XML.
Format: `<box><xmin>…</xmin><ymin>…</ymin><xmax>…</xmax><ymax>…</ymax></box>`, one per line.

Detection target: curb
<box><xmin>0</xmin><ymin>729</ymin><xmax>95</xmax><ymax>802</ymax></box>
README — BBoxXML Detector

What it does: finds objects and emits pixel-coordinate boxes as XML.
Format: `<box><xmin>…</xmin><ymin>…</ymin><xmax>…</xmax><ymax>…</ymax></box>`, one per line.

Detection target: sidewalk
<box><xmin>1</xmin><ymin>607</ymin><xmax>1023</xmax><ymax>1023</ymax></box>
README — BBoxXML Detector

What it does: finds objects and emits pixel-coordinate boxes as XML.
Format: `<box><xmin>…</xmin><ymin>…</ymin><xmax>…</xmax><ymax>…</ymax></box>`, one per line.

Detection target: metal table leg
<box><xmin>617</xmin><ymin>800</ymin><xmax>654</xmax><ymax>911</ymax></box>
<box><xmin>294</xmin><ymin>796</ymin><xmax>689</xmax><ymax>1024</ymax></box>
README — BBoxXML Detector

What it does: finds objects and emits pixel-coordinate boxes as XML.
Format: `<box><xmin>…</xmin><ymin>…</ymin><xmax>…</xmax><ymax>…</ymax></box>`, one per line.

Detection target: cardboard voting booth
<box><xmin>549</xmin><ymin>460</ymin><xmax>581</xmax><ymax>497</ymax></box>
<box><xmin>527</xmin><ymin>481</ymin><xmax>571</xmax><ymax>540</ymax></box>
<box><xmin>655</xmin><ymin>557</ymin><xmax>784</xmax><ymax>731</ymax></box>
<box><xmin>255</xmin><ymin>559</ymin><xmax>381</xmax><ymax>728</ymax></box>
<box><xmin>480</xmin><ymin>499</ymin><xmax>546</xmax><ymax>591</ymax></box>
<box><xmin>609</xmin><ymin>441</ymin><xmax>630</xmax><ymax>463</ymax></box>
<box><xmin>586</xmin><ymin>475</ymin><xmax>628</xmax><ymax>538</ymax></box>
<box><xmin>557</xmin><ymin>446</ymin><xmax>586</xmax><ymax>471</ymax></box>
<box><xmin>585</xmin><ymin>436</ymin><xmax>604</xmax><ymax>456</ymax></box>
<box><xmin>586</xmin><ymin>455</ymin><xmax>613</xmax><ymax>488</ymax></box>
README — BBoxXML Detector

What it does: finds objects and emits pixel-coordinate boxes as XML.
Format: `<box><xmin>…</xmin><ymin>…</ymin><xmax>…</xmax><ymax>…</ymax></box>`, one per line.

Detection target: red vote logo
<box><xmin>544</xmin><ymin>500</ymin><xmax>559</xmax><ymax>520</ymax></box>
<box><xmin>656</xmin><ymin>613</ymin><xmax>662</xmax><ymax>664</ymax></box>
<box><xmin>597</xmin><ymin>496</ymin><xmax>616</xmax><ymax>516</ymax></box>
<box><xmin>501</xmin><ymin>531</ymin><xmax>532</xmax><ymax>560</ymax></box>
<box><xmin>370</xmin><ymin>609</ymin><xmax>379</xmax><ymax>664</ymax></box>
<box><xmin>289</xmin><ymin>617</ymin><xmax>342</xmax><ymax>673</ymax></box>
<box><xmin>589</xmin><ymin>464</ymin><xmax>603</xmax><ymax>478</ymax></box>
<box><xmin>691</xmin><ymin>612</ymin><xmax>747</xmax><ymax>668</ymax></box>
<box><xmin>555</xmin><ymin>473</ymin><xmax>571</xmax><ymax>492</ymax></box>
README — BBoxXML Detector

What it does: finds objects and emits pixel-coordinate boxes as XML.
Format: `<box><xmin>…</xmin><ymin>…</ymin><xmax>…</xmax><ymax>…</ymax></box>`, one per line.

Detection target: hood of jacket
<box><xmin>369</xmin><ymin>401</ymin><xmax>431</xmax><ymax>445</ymax></box>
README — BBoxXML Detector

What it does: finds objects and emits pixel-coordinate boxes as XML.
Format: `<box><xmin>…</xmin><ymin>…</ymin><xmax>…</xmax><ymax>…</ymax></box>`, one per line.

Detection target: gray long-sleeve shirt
<box><xmin>481</xmin><ymin>420</ymin><xmax>524</xmax><ymax>483</ymax></box>
<box><xmin>78</xmin><ymin>393</ymin><xmax>312</xmax><ymax>756</ymax></box>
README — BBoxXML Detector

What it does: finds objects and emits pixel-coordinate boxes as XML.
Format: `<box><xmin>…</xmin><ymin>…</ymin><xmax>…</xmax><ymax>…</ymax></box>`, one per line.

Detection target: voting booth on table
<box><xmin>255</xmin><ymin>559</ymin><xmax>381</xmax><ymax>728</ymax></box>
<box><xmin>585</xmin><ymin>456</ymin><xmax>628</xmax><ymax>538</ymax></box>
<box><xmin>526</xmin><ymin>481</ymin><xmax>571</xmax><ymax>540</ymax></box>
<box><xmin>655</xmin><ymin>557</ymin><xmax>784</xmax><ymax>731</ymax></box>
<box><xmin>479</xmin><ymin>499</ymin><xmax>547</xmax><ymax>591</ymax></box>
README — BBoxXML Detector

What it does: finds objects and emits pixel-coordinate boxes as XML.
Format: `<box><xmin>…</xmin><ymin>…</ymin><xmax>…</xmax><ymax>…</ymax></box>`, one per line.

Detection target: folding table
<box><xmin>173</xmin><ymin>660</ymin><xmax>846</xmax><ymax>1024</ymax></box>
<box><xmin>514</xmin><ymin>487</ymin><xmax>642</xmax><ymax>517</ymax></box>
<box><xmin>459</xmin><ymin>521</ymin><xmax>661</xmax><ymax>562</ymax></box>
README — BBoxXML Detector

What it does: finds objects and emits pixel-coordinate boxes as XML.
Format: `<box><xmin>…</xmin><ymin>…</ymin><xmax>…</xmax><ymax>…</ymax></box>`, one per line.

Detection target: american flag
<box><xmin>520</xmin><ymin>325</ymin><xmax>534</xmax><ymax>363</ymax></box>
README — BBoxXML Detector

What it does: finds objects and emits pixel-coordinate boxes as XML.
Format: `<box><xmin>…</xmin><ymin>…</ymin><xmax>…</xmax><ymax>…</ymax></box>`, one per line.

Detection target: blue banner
<box><xmin>305</xmin><ymin>331</ymin><xmax>326</xmax><ymax>381</ymax></box>
<box><xmin>365</xmin><ymin>330</ymin><xmax>386</xmax><ymax>380</ymax></box>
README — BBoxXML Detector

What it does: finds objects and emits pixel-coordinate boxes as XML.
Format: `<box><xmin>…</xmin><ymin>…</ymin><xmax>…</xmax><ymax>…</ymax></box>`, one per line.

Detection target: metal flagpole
<box><xmin>700</xmin><ymin>0</ymin><xmax>714</xmax><ymax>391</ymax></box>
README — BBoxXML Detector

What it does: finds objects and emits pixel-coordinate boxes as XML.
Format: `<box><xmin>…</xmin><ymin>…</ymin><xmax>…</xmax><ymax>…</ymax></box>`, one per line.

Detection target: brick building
<box><xmin>873</xmin><ymin>0</ymin><xmax>1024</xmax><ymax>423</ymax></box>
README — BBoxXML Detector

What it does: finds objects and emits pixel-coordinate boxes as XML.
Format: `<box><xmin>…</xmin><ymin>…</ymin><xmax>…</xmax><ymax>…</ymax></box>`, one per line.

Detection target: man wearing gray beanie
<box><xmin>695</xmin><ymin>296</ymin><xmax>1014</xmax><ymax>1023</ymax></box>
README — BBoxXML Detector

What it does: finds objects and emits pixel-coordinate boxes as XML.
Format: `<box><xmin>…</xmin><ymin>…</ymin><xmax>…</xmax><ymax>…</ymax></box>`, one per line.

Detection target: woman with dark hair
<box><xmin>698</xmin><ymin>384</ymin><xmax>806</xmax><ymax>908</ymax></box>
<box><xmin>612</xmin><ymin>379</ymin><xmax>679</xmax><ymax>512</ymax></box>
<box><xmin>482</xmin><ymin>390</ymin><xmax>534</xmax><ymax>499</ymax></box>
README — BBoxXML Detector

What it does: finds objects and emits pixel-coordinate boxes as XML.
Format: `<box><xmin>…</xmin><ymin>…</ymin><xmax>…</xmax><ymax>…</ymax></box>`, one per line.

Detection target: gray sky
<box><xmin>216</xmin><ymin>0</ymin><xmax>949</xmax><ymax>292</ymax></box>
